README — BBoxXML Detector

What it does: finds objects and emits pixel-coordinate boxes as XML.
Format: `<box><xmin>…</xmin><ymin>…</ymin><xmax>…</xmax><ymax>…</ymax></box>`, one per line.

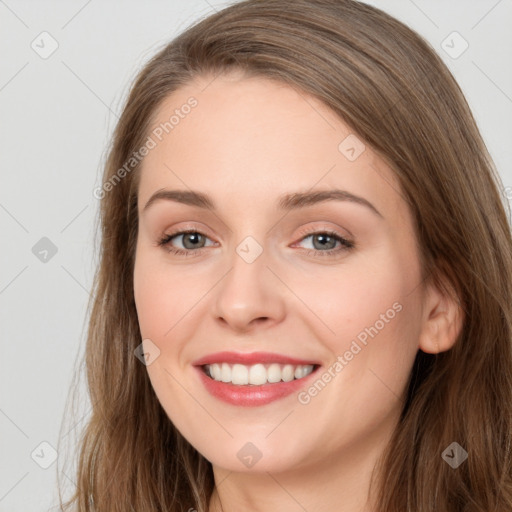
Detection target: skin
<box><xmin>133</xmin><ymin>71</ymin><xmax>463</xmax><ymax>512</ymax></box>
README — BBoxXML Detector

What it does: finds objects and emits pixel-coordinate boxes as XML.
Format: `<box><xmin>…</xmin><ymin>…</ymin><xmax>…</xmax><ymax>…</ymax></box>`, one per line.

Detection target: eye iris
<box><xmin>312</xmin><ymin>233</ymin><xmax>336</xmax><ymax>250</ymax></box>
<box><xmin>182</xmin><ymin>232</ymin><xmax>204</xmax><ymax>249</ymax></box>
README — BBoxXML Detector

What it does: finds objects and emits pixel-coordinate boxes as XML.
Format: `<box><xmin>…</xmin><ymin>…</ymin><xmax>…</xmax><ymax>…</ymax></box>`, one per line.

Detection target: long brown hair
<box><xmin>57</xmin><ymin>0</ymin><xmax>512</xmax><ymax>510</ymax></box>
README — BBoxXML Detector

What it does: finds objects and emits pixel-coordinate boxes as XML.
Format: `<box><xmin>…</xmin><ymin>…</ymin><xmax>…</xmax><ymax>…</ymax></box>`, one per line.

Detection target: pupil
<box><xmin>314</xmin><ymin>234</ymin><xmax>335</xmax><ymax>250</ymax></box>
<box><xmin>184</xmin><ymin>233</ymin><xmax>202</xmax><ymax>249</ymax></box>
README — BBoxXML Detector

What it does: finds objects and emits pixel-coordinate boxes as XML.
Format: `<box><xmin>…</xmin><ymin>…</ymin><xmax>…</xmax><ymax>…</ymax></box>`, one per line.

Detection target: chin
<box><xmin>193</xmin><ymin>436</ymin><xmax>310</xmax><ymax>474</ymax></box>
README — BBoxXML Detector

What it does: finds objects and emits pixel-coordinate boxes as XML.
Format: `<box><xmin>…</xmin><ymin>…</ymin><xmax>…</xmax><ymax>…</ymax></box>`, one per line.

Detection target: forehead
<box><xmin>138</xmin><ymin>73</ymin><xmax>405</xmax><ymax>222</ymax></box>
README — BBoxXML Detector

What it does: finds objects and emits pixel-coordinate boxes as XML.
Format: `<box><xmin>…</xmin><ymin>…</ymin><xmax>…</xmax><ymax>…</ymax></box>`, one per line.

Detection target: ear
<box><xmin>418</xmin><ymin>274</ymin><xmax>465</xmax><ymax>354</ymax></box>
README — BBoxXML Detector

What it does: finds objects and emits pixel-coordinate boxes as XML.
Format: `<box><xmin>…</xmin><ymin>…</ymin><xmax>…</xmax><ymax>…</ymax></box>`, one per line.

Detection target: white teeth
<box><xmin>221</xmin><ymin>363</ymin><xmax>231</xmax><ymax>383</ymax></box>
<box><xmin>282</xmin><ymin>364</ymin><xmax>295</xmax><ymax>382</ymax></box>
<box><xmin>205</xmin><ymin>362</ymin><xmax>315</xmax><ymax>385</ymax></box>
<box><xmin>267</xmin><ymin>363</ymin><xmax>281</xmax><ymax>383</ymax></box>
<box><xmin>249</xmin><ymin>364</ymin><xmax>267</xmax><ymax>385</ymax></box>
<box><xmin>232</xmin><ymin>364</ymin><xmax>249</xmax><ymax>385</ymax></box>
<box><xmin>211</xmin><ymin>363</ymin><xmax>222</xmax><ymax>380</ymax></box>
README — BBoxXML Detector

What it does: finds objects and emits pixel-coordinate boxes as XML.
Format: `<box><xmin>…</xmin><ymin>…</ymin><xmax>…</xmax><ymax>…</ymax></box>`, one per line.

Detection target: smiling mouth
<box><xmin>202</xmin><ymin>362</ymin><xmax>319</xmax><ymax>386</ymax></box>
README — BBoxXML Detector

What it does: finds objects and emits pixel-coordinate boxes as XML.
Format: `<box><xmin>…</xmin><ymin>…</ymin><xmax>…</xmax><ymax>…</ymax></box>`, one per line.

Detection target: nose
<box><xmin>212</xmin><ymin>244</ymin><xmax>286</xmax><ymax>333</ymax></box>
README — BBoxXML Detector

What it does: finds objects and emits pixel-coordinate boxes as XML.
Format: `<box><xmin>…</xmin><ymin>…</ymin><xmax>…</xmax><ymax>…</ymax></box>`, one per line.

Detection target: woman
<box><xmin>58</xmin><ymin>0</ymin><xmax>512</xmax><ymax>510</ymax></box>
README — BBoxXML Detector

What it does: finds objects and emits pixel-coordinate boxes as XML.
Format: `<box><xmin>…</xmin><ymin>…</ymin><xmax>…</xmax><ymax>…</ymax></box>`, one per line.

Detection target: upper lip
<box><xmin>193</xmin><ymin>351</ymin><xmax>320</xmax><ymax>366</ymax></box>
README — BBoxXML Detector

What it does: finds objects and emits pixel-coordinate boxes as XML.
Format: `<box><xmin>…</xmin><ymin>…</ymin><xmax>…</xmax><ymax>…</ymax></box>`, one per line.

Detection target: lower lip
<box><xmin>195</xmin><ymin>366</ymin><xmax>319</xmax><ymax>406</ymax></box>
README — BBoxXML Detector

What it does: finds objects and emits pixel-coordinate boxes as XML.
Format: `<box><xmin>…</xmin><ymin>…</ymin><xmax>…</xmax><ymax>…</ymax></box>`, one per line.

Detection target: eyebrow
<box><xmin>142</xmin><ymin>188</ymin><xmax>383</xmax><ymax>218</ymax></box>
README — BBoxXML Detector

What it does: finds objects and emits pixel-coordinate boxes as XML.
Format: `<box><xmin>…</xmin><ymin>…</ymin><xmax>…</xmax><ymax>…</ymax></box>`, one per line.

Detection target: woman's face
<box><xmin>133</xmin><ymin>71</ymin><xmax>427</xmax><ymax>475</ymax></box>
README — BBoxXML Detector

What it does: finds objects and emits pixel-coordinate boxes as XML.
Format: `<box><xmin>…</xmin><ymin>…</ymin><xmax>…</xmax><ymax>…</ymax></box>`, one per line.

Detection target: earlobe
<box><xmin>418</xmin><ymin>276</ymin><xmax>464</xmax><ymax>355</ymax></box>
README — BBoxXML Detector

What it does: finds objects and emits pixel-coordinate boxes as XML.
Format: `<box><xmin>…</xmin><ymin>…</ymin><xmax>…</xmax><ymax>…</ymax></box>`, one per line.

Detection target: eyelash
<box><xmin>156</xmin><ymin>227</ymin><xmax>355</xmax><ymax>259</ymax></box>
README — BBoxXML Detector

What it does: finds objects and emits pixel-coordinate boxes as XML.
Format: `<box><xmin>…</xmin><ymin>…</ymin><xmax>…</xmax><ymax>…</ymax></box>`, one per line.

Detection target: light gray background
<box><xmin>1</xmin><ymin>1</ymin><xmax>511</xmax><ymax>510</ymax></box>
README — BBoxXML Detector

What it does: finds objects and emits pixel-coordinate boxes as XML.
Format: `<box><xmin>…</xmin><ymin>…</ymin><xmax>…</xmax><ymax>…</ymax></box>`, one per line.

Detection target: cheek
<box><xmin>133</xmin><ymin>248</ymin><xmax>198</xmax><ymax>339</ymax></box>
<box><xmin>133</xmin><ymin>261</ymin><xmax>169</xmax><ymax>338</ymax></box>
<box><xmin>290</xmin><ymin>259</ymin><xmax>420</xmax><ymax>444</ymax></box>
<box><xmin>294</xmin><ymin>249</ymin><xmax>421</xmax><ymax>392</ymax></box>
<box><xmin>133</xmin><ymin>252</ymin><xmax>201</xmax><ymax>423</ymax></box>
<box><xmin>291</xmin><ymin>253</ymin><xmax>410</xmax><ymax>340</ymax></box>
